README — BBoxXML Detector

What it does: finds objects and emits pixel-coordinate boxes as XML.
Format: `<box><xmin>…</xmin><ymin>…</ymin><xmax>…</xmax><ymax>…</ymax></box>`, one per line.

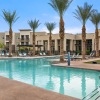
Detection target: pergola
<box><xmin>17</xmin><ymin>44</ymin><xmax>43</xmax><ymax>48</ymax></box>
<box><xmin>17</xmin><ymin>44</ymin><xmax>43</xmax><ymax>52</ymax></box>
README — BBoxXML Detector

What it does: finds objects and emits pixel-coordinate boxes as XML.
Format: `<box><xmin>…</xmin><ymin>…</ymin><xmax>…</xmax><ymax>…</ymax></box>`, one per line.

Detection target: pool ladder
<box><xmin>82</xmin><ymin>86</ymin><xmax>100</xmax><ymax>100</ymax></box>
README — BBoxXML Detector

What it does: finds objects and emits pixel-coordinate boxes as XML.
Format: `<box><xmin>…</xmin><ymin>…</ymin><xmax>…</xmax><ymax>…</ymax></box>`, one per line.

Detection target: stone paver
<box><xmin>0</xmin><ymin>76</ymin><xmax>79</xmax><ymax>100</ymax></box>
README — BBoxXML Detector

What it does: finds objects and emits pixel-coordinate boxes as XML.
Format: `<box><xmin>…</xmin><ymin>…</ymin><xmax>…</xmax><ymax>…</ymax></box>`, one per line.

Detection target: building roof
<box><xmin>19</xmin><ymin>29</ymin><xmax>31</xmax><ymax>31</ymax></box>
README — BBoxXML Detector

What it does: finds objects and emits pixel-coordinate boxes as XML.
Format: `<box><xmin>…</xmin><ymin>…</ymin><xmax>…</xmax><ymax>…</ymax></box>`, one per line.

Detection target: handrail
<box><xmin>82</xmin><ymin>86</ymin><xmax>100</xmax><ymax>100</ymax></box>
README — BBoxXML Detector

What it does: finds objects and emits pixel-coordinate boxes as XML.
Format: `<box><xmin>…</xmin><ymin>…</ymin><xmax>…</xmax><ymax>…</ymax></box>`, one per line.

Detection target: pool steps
<box><xmin>82</xmin><ymin>86</ymin><xmax>100</xmax><ymax>100</ymax></box>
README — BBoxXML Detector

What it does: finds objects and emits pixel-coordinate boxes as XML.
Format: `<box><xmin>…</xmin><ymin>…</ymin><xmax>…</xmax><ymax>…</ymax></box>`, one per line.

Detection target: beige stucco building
<box><xmin>0</xmin><ymin>29</ymin><xmax>100</xmax><ymax>54</ymax></box>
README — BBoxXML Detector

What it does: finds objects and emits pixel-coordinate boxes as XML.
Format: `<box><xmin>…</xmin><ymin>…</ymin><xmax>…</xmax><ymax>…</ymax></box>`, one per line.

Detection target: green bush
<box><xmin>75</xmin><ymin>50</ymin><xmax>81</xmax><ymax>54</ymax></box>
<box><xmin>19</xmin><ymin>47</ymin><xmax>24</xmax><ymax>52</ymax></box>
<box><xmin>86</xmin><ymin>49</ymin><xmax>90</xmax><ymax>55</ymax></box>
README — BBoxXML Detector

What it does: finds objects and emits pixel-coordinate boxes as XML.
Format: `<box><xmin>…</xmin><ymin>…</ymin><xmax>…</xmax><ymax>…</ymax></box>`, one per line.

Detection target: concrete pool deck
<box><xmin>0</xmin><ymin>76</ymin><xmax>79</xmax><ymax>100</ymax></box>
<box><xmin>52</xmin><ymin>58</ymin><xmax>100</xmax><ymax>71</ymax></box>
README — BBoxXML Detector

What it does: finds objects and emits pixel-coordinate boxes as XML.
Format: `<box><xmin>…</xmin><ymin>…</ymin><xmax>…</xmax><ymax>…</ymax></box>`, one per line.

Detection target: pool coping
<box><xmin>52</xmin><ymin>58</ymin><xmax>100</xmax><ymax>71</ymax></box>
<box><xmin>0</xmin><ymin>76</ymin><xmax>80</xmax><ymax>100</ymax></box>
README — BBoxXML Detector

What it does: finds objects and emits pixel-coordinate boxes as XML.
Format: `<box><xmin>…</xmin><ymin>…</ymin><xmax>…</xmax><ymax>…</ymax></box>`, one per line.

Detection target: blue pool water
<box><xmin>0</xmin><ymin>58</ymin><xmax>100</xmax><ymax>99</ymax></box>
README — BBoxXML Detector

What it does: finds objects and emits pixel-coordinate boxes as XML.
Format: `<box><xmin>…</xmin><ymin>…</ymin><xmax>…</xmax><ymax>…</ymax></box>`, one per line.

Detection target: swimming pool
<box><xmin>0</xmin><ymin>58</ymin><xmax>100</xmax><ymax>99</ymax></box>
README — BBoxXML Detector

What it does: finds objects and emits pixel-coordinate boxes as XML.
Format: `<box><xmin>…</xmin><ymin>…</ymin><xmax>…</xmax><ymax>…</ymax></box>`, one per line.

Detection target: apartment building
<box><xmin>0</xmin><ymin>29</ymin><xmax>100</xmax><ymax>54</ymax></box>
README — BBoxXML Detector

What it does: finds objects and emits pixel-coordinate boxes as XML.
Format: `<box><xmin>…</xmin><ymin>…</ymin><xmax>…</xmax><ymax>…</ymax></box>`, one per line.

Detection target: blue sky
<box><xmin>0</xmin><ymin>0</ymin><xmax>100</xmax><ymax>34</ymax></box>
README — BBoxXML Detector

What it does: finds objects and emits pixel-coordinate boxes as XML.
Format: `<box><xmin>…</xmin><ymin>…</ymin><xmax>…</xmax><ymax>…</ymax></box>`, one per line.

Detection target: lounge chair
<box><xmin>23</xmin><ymin>52</ymin><xmax>27</xmax><ymax>56</ymax></box>
<box><xmin>91</xmin><ymin>52</ymin><xmax>95</xmax><ymax>58</ymax></box>
<box><xmin>6</xmin><ymin>53</ymin><xmax>8</xmax><ymax>55</ymax></box>
<box><xmin>43</xmin><ymin>52</ymin><xmax>46</xmax><ymax>56</ymax></box>
<box><xmin>72</xmin><ymin>53</ymin><xmax>82</xmax><ymax>60</ymax></box>
<box><xmin>71</xmin><ymin>53</ymin><xmax>76</xmax><ymax>60</ymax></box>
<box><xmin>1</xmin><ymin>52</ymin><xmax>4</xmax><ymax>56</ymax></box>
<box><xmin>19</xmin><ymin>52</ymin><xmax>23</xmax><ymax>56</ymax></box>
<box><xmin>88</xmin><ymin>52</ymin><xmax>95</xmax><ymax>58</ymax></box>
<box><xmin>6</xmin><ymin>53</ymin><xmax>13</xmax><ymax>56</ymax></box>
<box><xmin>39</xmin><ymin>52</ymin><xmax>43</xmax><ymax>56</ymax></box>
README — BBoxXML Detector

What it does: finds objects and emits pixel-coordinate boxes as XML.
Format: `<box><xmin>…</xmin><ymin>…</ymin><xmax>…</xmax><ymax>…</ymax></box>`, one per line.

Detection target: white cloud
<box><xmin>40</xmin><ymin>26</ymin><xmax>82</xmax><ymax>34</ymax></box>
<box><xmin>65</xmin><ymin>27</ymin><xmax>82</xmax><ymax>34</ymax></box>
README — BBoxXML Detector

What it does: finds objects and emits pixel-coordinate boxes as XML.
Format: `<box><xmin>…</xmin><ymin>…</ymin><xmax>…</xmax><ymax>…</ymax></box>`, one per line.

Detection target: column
<box><xmin>55</xmin><ymin>39</ymin><xmax>57</xmax><ymax>51</ymax></box>
<box><xmin>92</xmin><ymin>39</ymin><xmax>95</xmax><ymax>51</ymax></box>
<box><xmin>41</xmin><ymin>40</ymin><xmax>43</xmax><ymax>51</ymax></box>
<box><xmin>70</xmin><ymin>39</ymin><xmax>73</xmax><ymax>51</ymax></box>
<box><xmin>64</xmin><ymin>38</ymin><xmax>66</xmax><ymax>52</ymax></box>
<box><xmin>48</xmin><ymin>40</ymin><xmax>50</xmax><ymax>51</ymax></box>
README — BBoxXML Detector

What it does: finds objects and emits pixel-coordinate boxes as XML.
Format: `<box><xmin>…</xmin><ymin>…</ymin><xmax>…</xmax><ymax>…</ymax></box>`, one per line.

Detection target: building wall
<box><xmin>15</xmin><ymin>33</ymin><xmax>20</xmax><ymax>51</ymax></box>
<box><xmin>0</xmin><ymin>29</ymin><xmax>100</xmax><ymax>53</ymax></box>
<box><xmin>0</xmin><ymin>33</ymin><xmax>5</xmax><ymax>44</ymax></box>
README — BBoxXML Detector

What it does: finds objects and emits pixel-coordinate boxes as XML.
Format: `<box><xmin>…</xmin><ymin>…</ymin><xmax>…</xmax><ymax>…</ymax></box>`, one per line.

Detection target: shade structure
<box><xmin>17</xmin><ymin>44</ymin><xmax>43</xmax><ymax>47</ymax></box>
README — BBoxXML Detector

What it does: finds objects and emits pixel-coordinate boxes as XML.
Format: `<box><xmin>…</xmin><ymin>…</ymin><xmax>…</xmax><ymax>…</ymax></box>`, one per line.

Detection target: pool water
<box><xmin>0</xmin><ymin>58</ymin><xmax>100</xmax><ymax>99</ymax></box>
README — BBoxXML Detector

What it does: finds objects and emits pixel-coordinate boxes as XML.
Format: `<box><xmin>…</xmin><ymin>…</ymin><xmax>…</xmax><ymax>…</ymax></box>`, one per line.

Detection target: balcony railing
<box><xmin>20</xmin><ymin>38</ymin><xmax>30</xmax><ymax>42</ymax></box>
<box><xmin>6</xmin><ymin>38</ymin><xmax>9</xmax><ymax>41</ymax></box>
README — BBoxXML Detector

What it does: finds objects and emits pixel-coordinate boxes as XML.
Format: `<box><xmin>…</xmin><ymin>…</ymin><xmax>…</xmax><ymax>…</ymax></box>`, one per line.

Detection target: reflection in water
<box><xmin>95</xmin><ymin>72</ymin><xmax>99</xmax><ymax>88</ymax></box>
<box><xmin>59</xmin><ymin>69</ymin><xmax>64</xmax><ymax>94</ymax></box>
<box><xmin>0</xmin><ymin>59</ymin><xmax>100</xmax><ymax>99</ymax></box>
<box><xmin>81</xmin><ymin>71</ymin><xmax>86</xmax><ymax>97</ymax></box>
<box><xmin>46</xmin><ymin>67</ymin><xmax>54</xmax><ymax>90</ymax></box>
<box><xmin>67</xmin><ymin>68</ymin><xmax>71</xmax><ymax>83</ymax></box>
<box><xmin>32</xmin><ymin>64</ymin><xmax>36</xmax><ymax>85</ymax></box>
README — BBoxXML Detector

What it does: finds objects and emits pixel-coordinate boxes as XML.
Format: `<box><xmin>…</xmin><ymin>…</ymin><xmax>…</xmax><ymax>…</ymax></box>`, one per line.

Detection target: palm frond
<box><xmin>45</xmin><ymin>22</ymin><xmax>56</xmax><ymax>33</ymax></box>
<box><xmin>2</xmin><ymin>10</ymin><xmax>19</xmax><ymax>27</ymax></box>
<box><xmin>49</xmin><ymin>0</ymin><xmax>73</xmax><ymax>16</ymax></box>
<box><xmin>90</xmin><ymin>10</ymin><xmax>100</xmax><ymax>28</ymax></box>
<box><xmin>28</xmin><ymin>19</ymin><xmax>40</xmax><ymax>32</ymax></box>
<box><xmin>73</xmin><ymin>2</ymin><xmax>93</xmax><ymax>25</ymax></box>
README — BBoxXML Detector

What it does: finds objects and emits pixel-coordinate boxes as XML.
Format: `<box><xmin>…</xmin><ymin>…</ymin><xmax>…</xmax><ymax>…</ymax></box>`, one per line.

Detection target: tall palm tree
<box><xmin>2</xmin><ymin>10</ymin><xmax>19</xmax><ymax>57</ymax></box>
<box><xmin>74</xmin><ymin>2</ymin><xmax>93</xmax><ymax>59</ymax></box>
<box><xmin>28</xmin><ymin>19</ymin><xmax>40</xmax><ymax>56</ymax></box>
<box><xmin>45</xmin><ymin>22</ymin><xmax>56</xmax><ymax>56</ymax></box>
<box><xmin>49</xmin><ymin>0</ymin><xmax>73</xmax><ymax>62</ymax></box>
<box><xmin>90</xmin><ymin>10</ymin><xmax>100</xmax><ymax>57</ymax></box>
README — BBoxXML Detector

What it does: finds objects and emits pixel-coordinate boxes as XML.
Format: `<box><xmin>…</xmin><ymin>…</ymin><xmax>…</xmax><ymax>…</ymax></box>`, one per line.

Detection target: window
<box><xmin>6</xmin><ymin>35</ymin><xmax>9</xmax><ymax>41</ymax></box>
<box><xmin>26</xmin><ymin>35</ymin><xmax>29</xmax><ymax>40</ymax></box>
<box><xmin>6</xmin><ymin>42</ymin><xmax>9</xmax><ymax>47</ymax></box>
<box><xmin>66</xmin><ymin>39</ymin><xmax>70</xmax><ymax>52</ymax></box>
<box><xmin>21</xmin><ymin>42</ymin><xmax>24</xmax><ymax>45</ymax></box>
<box><xmin>26</xmin><ymin>42</ymin><xmax>29</xmax><ymax>45</ymax></box>
<box><xmin>37</xmin><ymin>40</ymin><xmax>41</xmax><ymax>45</ymax></box>
<box><xmin>21</xmin><ymin>35</ymin><xmax>24</xmax><ymax>40</ymax></box>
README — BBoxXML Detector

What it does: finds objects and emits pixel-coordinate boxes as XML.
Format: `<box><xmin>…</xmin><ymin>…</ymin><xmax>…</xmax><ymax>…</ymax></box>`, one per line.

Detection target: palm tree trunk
<box><xmin>82</xmin><ymin>25</ymin><xmax>86</xmax><ymax>59</ymax></box>
<box><xmin>32</xmin><ymin>32</ymin><xmax>35</xmax><ymax>56</ymax></box>
<box><xmin>59</xmin><ymin>16</ymin><xmax>64</xmax><ymax>62</ymax></box>
<box><xmin>9</xmin><ymin>27</ymin><xmax>12</xmax><ymax>57</ymax></box>
<box><xmin>49</xmin><ymin>34</ymin><xmax>52</xmax><ymax>56</ymax></box>
<box><xmin>95</xmin><ymin>28</ymin><xmax>99</xmax><ymax>57</ymax></box>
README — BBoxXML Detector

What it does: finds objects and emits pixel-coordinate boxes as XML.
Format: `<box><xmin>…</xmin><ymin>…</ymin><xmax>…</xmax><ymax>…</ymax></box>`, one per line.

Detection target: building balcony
<box><xmin>6</xmin><ymin>38</ymin><xmax>9</xmax><ymax>41</ymax></box>
<box><xmin>20</xmin><ymin>38</ymin><xmax>30</xmax><ymax>42</ymax></box>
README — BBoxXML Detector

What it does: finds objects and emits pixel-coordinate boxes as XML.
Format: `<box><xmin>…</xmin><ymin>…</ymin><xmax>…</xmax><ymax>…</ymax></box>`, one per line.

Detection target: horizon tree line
<box><xmin>1</xmin><ymin>0</ymin><xmax>100</xmax><ymax>62</ymax></box>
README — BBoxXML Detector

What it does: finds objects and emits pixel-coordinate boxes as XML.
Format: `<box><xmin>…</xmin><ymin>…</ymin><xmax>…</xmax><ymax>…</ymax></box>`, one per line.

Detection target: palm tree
<box><xmin>28</xmin><ymin>19</ymin><xmax>40</xmax><ymax>56</ymax></box>
<box><xmin>45</xmin><ymin>22</ymin><xmax>56</xmax><ymax>56</ymax></box>
<box><xmin>49</xmin><ymin>0</ymin><xmax>73</xmax><ymax>62</ymax></box>
<box><xmin>74</xmin><ymin>2</ymin><xmax>93</xmax><ymax>59</ymax></box>
<box><xmin>2</xmin><ymin>10</ymin><xmax>19</xmax><ymax>57</ymax></box>
<box><xmin>90</xmin><ymin>10</ymin><xmax>100</xmax><ymax>57</ymax></box>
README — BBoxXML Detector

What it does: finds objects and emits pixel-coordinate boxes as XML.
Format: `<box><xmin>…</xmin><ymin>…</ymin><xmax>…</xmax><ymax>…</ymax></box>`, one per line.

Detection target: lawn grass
<box><xmin>85</xmin><ymin>60</ymin><xmax>100</xmax><ymax>64</ymax></box>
